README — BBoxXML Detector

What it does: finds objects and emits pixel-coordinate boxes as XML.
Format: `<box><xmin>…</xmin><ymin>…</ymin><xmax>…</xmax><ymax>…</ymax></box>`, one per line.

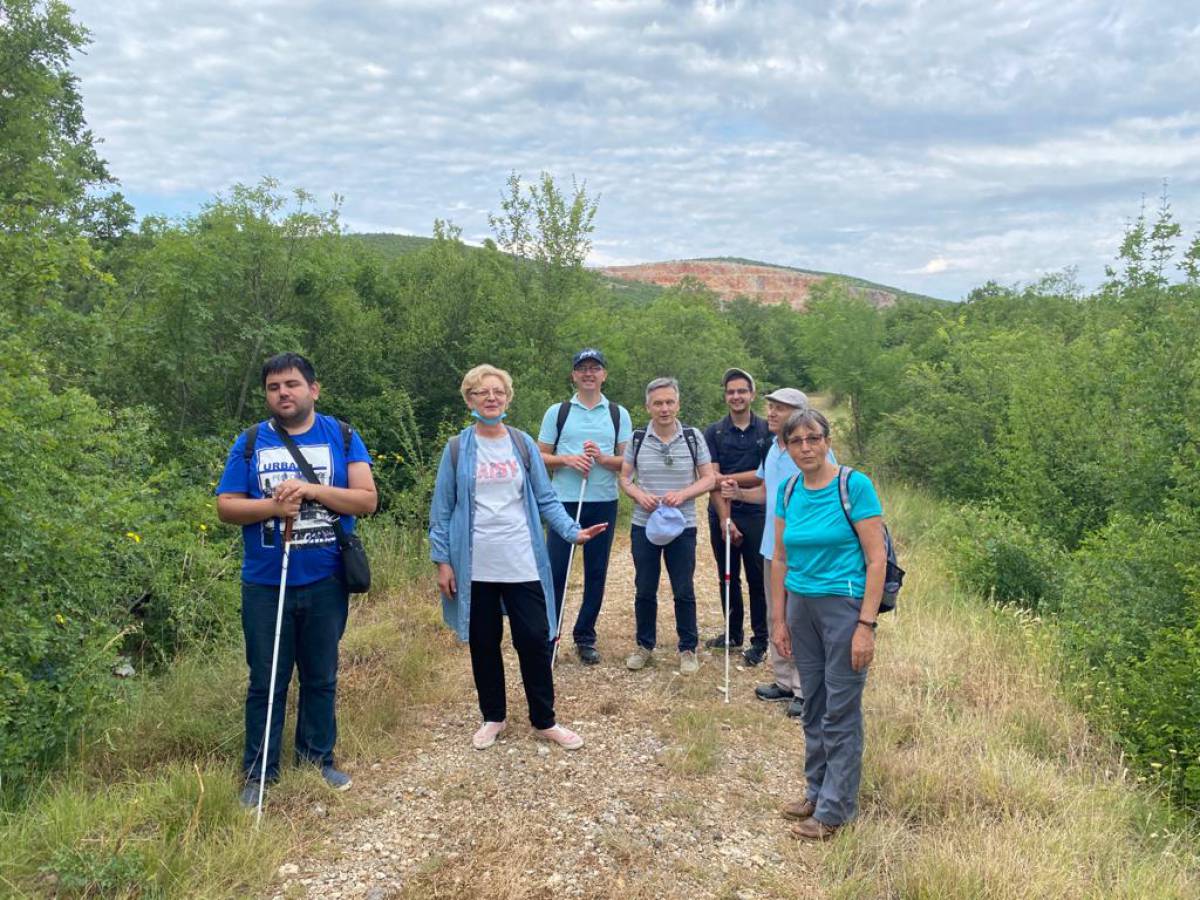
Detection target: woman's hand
<box><xmin>436</xmin><ymin>563</ymin><xmax>456</xmax><ymax>598</ymax></box>
<box><xmin>771</xmin><ymin>617</ymin><xmax>791</xmax><ymax>660</ymax></box>
<box><xmin>850</xmin><ymin>625</ymin><xmax>875</xmax><ymax>672</ymax></box>
<box><xmin>575</xmin><ymin>523</ymin><xmax>609</xmax><ymax>544</ymax></box>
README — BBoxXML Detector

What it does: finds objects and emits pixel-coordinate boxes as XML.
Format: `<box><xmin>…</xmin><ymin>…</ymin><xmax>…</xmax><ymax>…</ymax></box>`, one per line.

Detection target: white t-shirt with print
<box><xmin>471</xmin><ymin>434</ymin><xmax>538</xmax><ymax>582</ymax></box>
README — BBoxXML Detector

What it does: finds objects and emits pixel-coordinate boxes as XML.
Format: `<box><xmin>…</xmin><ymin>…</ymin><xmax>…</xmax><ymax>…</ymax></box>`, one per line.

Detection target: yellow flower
<box><xmin>125</xmin><ymin>531</ymin><xmax>142</xmax><ymax>543</ymax></box>
<box><xmin>54</xmin><ymin>613</ymin><xmax>66</xmax><ymax>626</ymax></box>
<box><xmin>199</xmin><ymin>524</ymin><xmax>208</xmax><ymax>532</ymax></box>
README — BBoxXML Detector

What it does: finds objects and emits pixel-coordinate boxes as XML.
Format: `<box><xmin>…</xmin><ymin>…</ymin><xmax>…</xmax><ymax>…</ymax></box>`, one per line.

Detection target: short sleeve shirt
<box><xmin>537</xmin><ymin>394</ymin><xmax>633</xmax><ymax>503</ymax></box>
<box><xmin>778</xmin><ymin>469</ymin><xmax>882</xmax><ymax>598</ymax></box>
<box><xmin>216</xmin><ymin>414</ymin><xmax>373</xmax><ymax>586</ymax></box>
<box><xmin>624</xmin><ymin>423</ymin><xmax>712</xmax><ymax>527</ymax></box>
<box><xmin>703</xmin><ymin>413</ymin><xmax>770</xmax><ymax>517</ymax></box>
<box><xmin>757</xmin><ymin>440</ymin><xmax>799</xmax><ymax>560</ymax></box>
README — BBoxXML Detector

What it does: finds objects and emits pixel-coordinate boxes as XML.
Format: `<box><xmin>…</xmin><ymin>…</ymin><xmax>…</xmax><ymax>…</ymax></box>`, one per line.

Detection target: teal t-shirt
<box><xmin>777</xmin><ymin>469</ymin><xmax>882</xmax><ymax>598</ymax></box>
<box><xmin>537</xmin><ymin>395</ymin><xmax>633</xmax><ymax>502</ymax></box>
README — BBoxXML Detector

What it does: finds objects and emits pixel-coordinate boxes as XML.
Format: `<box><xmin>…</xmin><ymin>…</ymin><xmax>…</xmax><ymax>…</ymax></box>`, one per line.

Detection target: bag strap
<box><xmin>682</xmin><ymin>426</ymin><xmax>700</xmax><ymax>475</ymax></box>
<box><xmin>782</xmin><ymin>472</ymin><xmax>801</xmax><ymax>511</ymax></box>
<box><xmin>242</xmin><ymin>423</ymin><xmax>259</xmax><ymax>462</ymax></box>
<box><xmin>837</xmin><ymin>465</ymin><xmax>855</xmax><ymax>533</ymax></box>
<box><xmin>551</xmin><ymin>401</ymin><xmax>572</xmax><ymax>454</ymax></box>
<box><xmin>631</xmin><ymin>429</ymin><xmax>646</xmax><ymax>469</ymax></box>
<box><xmin>610</xmin><ymin>402</ymin><xmax>622</xmax><ymax>450</ymax></box>
<box><xmin>273</xmin><ymin>420</ymin><xmax>352</xmax><ymax>548</ymax></box>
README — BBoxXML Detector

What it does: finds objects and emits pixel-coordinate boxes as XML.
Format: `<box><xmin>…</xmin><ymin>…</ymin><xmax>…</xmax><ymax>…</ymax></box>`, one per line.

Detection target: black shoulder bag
<box><xmin>273</xmin><ymin>420</ymin><xmax>372</xmax><ymax>594</ymax></box>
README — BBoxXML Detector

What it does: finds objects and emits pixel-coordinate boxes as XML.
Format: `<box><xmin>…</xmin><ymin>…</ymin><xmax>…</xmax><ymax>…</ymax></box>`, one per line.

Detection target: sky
<box><xmin>68</xmin><ymin>0</ymin><xmax>1200</xmax><ymax>300</ymax></box>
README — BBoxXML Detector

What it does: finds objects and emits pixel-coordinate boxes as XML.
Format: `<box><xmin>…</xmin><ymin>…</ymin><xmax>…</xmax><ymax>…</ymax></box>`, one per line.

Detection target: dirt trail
<box><xmin>282</xmin><ymin>515</ymin><xmax>824</xmax><ymax>899</ymax></box>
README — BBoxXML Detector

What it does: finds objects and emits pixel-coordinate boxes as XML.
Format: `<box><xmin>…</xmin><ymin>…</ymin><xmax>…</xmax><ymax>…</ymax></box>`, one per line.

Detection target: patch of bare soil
<box><xmin>273</xmin><ymin>514</ymin><xmax>824</xmax><ymax>899</ymax></box>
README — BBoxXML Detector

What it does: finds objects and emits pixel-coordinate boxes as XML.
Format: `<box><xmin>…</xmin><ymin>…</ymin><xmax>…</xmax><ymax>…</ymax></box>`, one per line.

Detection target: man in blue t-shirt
<box><xmin>537</xmin><ymin>348</ymin><xmax>633</xmax><ymax>665</ymax></box>
<box><xmin>216</xmin><ymin>353</ymin><xmax>376</xmax><ymax>807</ymax></box>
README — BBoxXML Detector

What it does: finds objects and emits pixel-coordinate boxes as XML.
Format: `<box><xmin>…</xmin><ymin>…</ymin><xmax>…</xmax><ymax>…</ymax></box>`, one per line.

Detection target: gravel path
<box><xmin>275</xmin><ymin>516</ymin><xmax>824</xmax><ymax>899</ymax></box>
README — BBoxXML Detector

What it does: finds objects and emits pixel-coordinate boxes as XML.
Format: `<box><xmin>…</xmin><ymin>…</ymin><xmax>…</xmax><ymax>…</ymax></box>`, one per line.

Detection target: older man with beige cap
<box><xmin>720</xmin><ymin>387</ymin><xmax>833</xmax><ymax>715</ymax></box>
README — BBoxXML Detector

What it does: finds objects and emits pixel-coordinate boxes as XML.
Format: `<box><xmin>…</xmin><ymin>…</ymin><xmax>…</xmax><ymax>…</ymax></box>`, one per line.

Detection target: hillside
<box><xmin>346</xmin><ymin>235</ymin><xmax>946</xmax><ymax>308</ymax></box>
<box><xmin>597</xmin><ymin>257</ymin><xmax>945</xmax><ymax>310</ymax></box>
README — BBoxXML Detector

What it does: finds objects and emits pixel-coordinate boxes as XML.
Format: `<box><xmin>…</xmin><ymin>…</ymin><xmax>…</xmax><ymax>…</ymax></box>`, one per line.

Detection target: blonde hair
<box><xmin>460</xmin><ymin>364</ymin><xmax>514</xmax><ymax>404</ymax></box>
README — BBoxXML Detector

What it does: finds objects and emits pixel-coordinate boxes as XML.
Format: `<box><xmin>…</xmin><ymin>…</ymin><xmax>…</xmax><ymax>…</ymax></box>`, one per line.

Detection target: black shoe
<box><xmin>704</xmin><ymin>634</ymin><xmax>743</xmax><ymax>650</ymax></box>
<box><xmin>742</xmin><ymin>645</ymin><xmax>766</xmax><ymax>667</ymax></box>
<box><xmin>786</xmin><ymin>697</ymin><xmax>805</xmax><ymax>718</ymax></box>
<box><xmin>755</xmin><ymin>683</ymin><xmax>793</xmax><ymax>702</ymax></box>
<box><xmin>576</xmin><ymin>645</ymin><xmax>601</xmax><ymax>665</ymax></box>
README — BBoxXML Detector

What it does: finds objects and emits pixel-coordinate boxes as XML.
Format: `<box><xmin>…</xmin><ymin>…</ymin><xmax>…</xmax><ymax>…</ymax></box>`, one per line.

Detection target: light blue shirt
<box><xmin>537</xmin><ymin>394</ymin><xmax>633</xmax><ymax>503</ymax></box>
<box><xmin>778</xmin><ymin>469</ymin><xmax>882</xmax><ymax>598</ymax></box>
<box><xmin>429</xmin><ymin>426</ymin><xmax>580</xmax><ymax>642</ymax></box>
<box><xmin>757</xmin><ymin>439</ymin><xmax>837</xmax><ymax>559</ymax></box>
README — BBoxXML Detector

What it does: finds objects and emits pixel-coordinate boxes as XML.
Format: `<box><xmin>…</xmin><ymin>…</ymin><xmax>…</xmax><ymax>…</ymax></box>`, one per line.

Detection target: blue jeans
<box><xmin>787</xmin><ymin>592</ymin><xmax>869</xmax><ymax>826</ymax></box>
<box><xmin>630</xmin><ymin>525</ymin><xmax>699</xmax><ymax>652</ymax></box>
<box><xmin>241</xmin><ymin>575</ymin><xmax>348</xmax><ymax>782</ymax></box>
<box><xmin>548</xmin><ymin>499</ymin><xmax>619</xmax><ymax>648</ymax></box>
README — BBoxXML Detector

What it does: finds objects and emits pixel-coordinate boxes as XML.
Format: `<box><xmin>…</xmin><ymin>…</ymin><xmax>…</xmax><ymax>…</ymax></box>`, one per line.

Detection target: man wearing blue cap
<box><xmin>537</xmin><ymin>349</ymin><xmax>633</xmax><ymax>665</ymax></box>
<box><xmin>619</xmin><ymin>377</ymin><xmax>715</xmax><ymax>674</ymax></box>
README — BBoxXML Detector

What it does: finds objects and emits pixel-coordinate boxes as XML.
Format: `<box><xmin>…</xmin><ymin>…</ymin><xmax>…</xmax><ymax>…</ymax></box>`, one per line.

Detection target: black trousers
<box><xmin>469</xmin><ymin>580</ymin><xmax>556</xmax><ymax>730</ymax></box>
<box><xmin>707</xmin><ymin>507</ymin><xmax>767</xmax><ymax>648</ymax></box>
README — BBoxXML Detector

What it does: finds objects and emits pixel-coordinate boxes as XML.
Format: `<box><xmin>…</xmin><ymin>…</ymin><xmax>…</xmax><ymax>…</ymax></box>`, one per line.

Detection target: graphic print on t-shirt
<box><xmin>256</xmin><ymin>444</ymin><xmax>337</xmax><ymax>549</ymax></box>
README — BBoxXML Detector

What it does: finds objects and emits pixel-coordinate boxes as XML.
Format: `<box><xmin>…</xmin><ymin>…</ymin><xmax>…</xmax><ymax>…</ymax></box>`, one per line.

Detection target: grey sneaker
<box><xmin>320</xmin><ymin>765</ymin><xmax>352</xmax><ymax>791</ymax></box>
<box><xmin>679</xmin><ymin>650</ymin><xmax>699</xmax><ymax>675</ymax></box>
<box><xmin>239</xmin><ymin>779</ymin><xmax>265</xmax><ymax>809</ymax></box>
<box><xmin>626</xmin><ymin>645</ymin><xmax>653</xmax><ymax>670</ymax></box>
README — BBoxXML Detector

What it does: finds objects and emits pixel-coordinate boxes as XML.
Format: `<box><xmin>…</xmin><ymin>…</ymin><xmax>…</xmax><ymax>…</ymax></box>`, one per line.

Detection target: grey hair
<box><xmin>645</xmin><ymin>376</ymin><xmax>680</xmax><ymax>403</ymax></box>
<box><xmin>781</xmin><ymin>408</ymin><xmax>831</xmax><ymax>443</ymax></box>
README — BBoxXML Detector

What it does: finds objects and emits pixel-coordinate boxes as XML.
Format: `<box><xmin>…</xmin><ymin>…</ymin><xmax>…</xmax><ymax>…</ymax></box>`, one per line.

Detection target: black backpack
<box><xmin>550</xmin><ymin>400</ymin><xmax>625</xmax><ymax>454</ymax></box>
<box><xmin>630</xmin><ymin>426</ymin><xmax>701</xmax><ymax>475</ymax></box>
<box><xmin>782</xmin><ymin>466</ymin><xmax>904</xmax><ymax>613</ymax></box>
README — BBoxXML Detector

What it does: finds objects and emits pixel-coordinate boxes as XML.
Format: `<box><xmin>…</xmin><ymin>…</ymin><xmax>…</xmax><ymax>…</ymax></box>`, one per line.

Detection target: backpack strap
<box><xmin>551</xmin><ymin>401</ymin><xmax>572</xmax><ymax>454</ymax></box>
<box><xmin>631</xmin><ymin>429</ymin><xmax>646</xmax><ymax>469</ymax></box>
<box><xmin>682</xmin><ymin>426</ymin><xmax>700</xmax><ymax>475</ymax></box>
<box><xmin>837</xmin><ymin>466</ymin><xmax>855</xmax><ymax>532</ymax></box>
<box><xmin>337</xmin><ymin>419</ymin><xmax>353</xmax><ymax>455</ymax></box>
<box><xmin>782</xmin><ymin>472</ymin><xmax>801</xmax><ymax>511</ymax></box>
<box><xmin>241</xmin><ymin>423</ymin><xmax>260</xmax><ymax>463</ymax></box>
<box><xmin>610</xmin><ymin>402</ymin><xmax>622</xmax><ymax>450</ymax></box>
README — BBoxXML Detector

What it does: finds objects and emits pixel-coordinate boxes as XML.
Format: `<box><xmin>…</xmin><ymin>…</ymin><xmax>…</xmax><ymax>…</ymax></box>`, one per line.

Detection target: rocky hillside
<box><xmin>597</xmin><ymin>258</ymin><xmax>914</xmax><ymax>310</ymax></box>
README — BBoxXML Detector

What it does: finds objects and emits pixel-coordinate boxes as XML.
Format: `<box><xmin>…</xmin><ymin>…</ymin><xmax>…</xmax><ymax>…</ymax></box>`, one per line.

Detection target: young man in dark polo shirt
<box><xmin>703</xmin><ymin>368</ymin><xmax>772</xmax><ymax>666</ymax></box>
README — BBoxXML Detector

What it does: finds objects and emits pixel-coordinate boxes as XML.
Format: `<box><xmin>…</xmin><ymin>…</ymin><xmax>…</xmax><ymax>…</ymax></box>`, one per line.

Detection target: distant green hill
<box><xmin>345</xmin><ymin>234</ymin><xmax>947</xmax><ymax>306</ymax></box>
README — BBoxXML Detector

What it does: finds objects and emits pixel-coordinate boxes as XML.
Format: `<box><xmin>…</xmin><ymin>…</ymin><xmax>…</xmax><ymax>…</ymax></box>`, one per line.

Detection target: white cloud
<box><xmin>67</xmin><ymin>0</ymin><xmax>1200</xmax><ymax>300</ymax></box>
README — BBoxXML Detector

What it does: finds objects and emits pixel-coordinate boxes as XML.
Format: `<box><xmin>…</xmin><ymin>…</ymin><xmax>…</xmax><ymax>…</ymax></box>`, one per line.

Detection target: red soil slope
<box><xmin>597</xmin><ymin>260</ymin><xmax>896</xmax><ymax>310</ymax></box>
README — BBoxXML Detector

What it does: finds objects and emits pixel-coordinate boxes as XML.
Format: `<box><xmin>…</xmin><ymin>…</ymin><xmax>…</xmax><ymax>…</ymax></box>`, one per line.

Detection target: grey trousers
<box><xmin>787</xmin><ymin>591</ymin><xmax>868</xmax><ymax>827</ymax></box>
<box><xmin>764</xmin><ymin>559</ymin><xmax>801</xmax><ymax>695</ymax></box>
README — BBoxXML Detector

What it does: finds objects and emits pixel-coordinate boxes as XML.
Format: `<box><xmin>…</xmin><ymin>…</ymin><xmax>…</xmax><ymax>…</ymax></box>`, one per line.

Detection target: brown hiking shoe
<box><xmin>790</xmin><ymin>817</ymin><xmax>840</xmax><ymax>841</ymax></box>
<box><xmin>781</xmin><ymin>798</ymin><xmax>816</xmax><ymax>821</ymax></box>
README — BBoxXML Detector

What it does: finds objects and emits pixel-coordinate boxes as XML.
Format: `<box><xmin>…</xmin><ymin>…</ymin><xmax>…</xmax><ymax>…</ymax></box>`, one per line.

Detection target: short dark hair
<box><xmin>261</xmin><ymin>352</ymin><xmax>316</xmax><ymax>387</ymax></box>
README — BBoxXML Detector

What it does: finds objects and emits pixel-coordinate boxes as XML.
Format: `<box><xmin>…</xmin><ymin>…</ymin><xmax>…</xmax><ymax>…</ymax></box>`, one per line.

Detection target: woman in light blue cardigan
<box><xmin>429</xmin><ymin>365</ymin><xmax>607</xmax><ymax>751</ymax></box>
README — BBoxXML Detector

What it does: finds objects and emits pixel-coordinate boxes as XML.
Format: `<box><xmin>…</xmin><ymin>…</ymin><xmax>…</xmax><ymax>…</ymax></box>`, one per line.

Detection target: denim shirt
<box><xmin>429</xmin><ymin>425</ymin><xmax>580</xmax><ymax>641</ymax></box>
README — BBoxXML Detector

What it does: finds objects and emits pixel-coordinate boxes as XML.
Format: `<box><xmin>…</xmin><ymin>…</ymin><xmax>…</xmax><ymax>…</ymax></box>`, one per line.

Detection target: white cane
<box><xmin>256</xmin><ymin>517</ymin><xmax>293</xmax><ymax>826</ymax></box>
<box><xmin>552</xmin><ymin>475</ymin><xmax>589</xmax><ymax>668</ymax></box>
<box><xmin>723</xmin><ymin>517</ymin><xmax>732</xmax><ymax>703</ymax></box>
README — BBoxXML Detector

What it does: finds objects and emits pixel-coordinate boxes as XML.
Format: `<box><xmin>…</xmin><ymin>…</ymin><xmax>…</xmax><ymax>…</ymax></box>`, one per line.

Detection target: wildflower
<box><xmin>199</xmin><ymin>524</ymin><xmax>208</xmax><ymax>532</ymax></box>
<box><xmin>125</xmin><ymin>531</ymin><xmax>142</xmax><ymax>543</ymax></box>
<box><xmin>54</xmin><ymin>613</ymin><xmax>66</xmax><ymax>626</ymax></box>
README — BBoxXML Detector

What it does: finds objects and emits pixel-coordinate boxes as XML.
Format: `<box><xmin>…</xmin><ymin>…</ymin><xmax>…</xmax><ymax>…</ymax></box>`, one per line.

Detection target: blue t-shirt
<box><xmin>777</xmin><ymin>469</ymin><xmax>882</xmax><ymax>598</ymax></box>
<box><xmin>537</xmin><ymin>395</ymin><xmax>633</xmax><ymax>503</ymax></box>
<box><xmin>216</xmin><ymin>414</ymin><xmax>373</xmax><ymax>586</ymax></box>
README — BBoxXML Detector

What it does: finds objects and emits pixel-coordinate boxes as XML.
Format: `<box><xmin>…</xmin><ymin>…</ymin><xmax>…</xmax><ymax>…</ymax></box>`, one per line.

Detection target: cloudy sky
<box><xmin>69</xmin><ymin>0</ymin><xmax>1200</xmax><ymax>299</ymax></box>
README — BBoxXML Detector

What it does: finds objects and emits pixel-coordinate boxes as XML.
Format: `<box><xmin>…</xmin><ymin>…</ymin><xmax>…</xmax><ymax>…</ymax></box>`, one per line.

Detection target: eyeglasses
<box><xmin>786</xmin><ymin>434</ymin><xmax>826</xmax><ymax>447</ymax></box>
<box><xmin>575</xmin><ymin>365</ymin><xmax>604</xmax><ymax>374</ymax></box>
<box><xmin>469</xmin><ymin>388</ymin><xmax>507</xmax><ymax>399</ymax></box>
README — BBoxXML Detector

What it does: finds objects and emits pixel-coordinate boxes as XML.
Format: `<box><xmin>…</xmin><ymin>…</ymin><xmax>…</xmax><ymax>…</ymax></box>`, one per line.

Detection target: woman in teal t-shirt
<box><xmin>769</xmin><ymin>408</ymin><xmax>886</xmax><ymax>841</ymax></box>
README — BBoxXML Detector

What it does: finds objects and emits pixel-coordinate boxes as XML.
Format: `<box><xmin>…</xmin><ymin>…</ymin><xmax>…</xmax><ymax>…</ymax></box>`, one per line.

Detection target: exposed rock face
<box><xmin>597</xmin><ymin>259</ymin><xmax>897</xmax><ymax>310</ymax></box>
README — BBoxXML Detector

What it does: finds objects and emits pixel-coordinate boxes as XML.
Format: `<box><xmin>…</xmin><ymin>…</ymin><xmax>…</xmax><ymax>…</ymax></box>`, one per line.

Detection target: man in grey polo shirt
<box><xmin>619</xmin><ymin>377</ymin><xmax>716</xmax><ymax>675</ymax></box>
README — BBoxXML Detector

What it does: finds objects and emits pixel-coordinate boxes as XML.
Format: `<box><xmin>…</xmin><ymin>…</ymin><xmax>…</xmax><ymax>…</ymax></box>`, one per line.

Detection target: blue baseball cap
<box><xmin>572</xmin><ymin>348</ymin><xmax>607</xmax><ymax>369</ymax></box>
<box><xmin>645</xmin><ymin>505</ymin><xmax>686</xmax><ymax>546</ymax></box>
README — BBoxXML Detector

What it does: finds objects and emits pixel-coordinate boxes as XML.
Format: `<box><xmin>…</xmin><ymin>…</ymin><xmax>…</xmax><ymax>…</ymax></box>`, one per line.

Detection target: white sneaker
<box><xmin>679</xmin><ymin>650</ymin><xmax>699</xmax><ymax>675</ymax></box>
<box><xmin>472</xmin><ymin>720</ymin><xmax>507</xmax><ymax>750</ymax></box>
<box><xmin>535</xmin><ymin>724</ymin><xmax>584</xmax><ymax>750</ymax></box>
<box><xmin>626</xmin><ymin>646</ymin><xmax>653</xmax><ymax>670</ymax></box>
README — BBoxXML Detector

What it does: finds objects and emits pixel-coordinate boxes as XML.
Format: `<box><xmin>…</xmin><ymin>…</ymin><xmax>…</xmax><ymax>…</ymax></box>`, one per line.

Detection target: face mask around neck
<box><xmin>471</xmin><ymin>410</ymin><xmax>507</xmax><ymax>426</ymax></box>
